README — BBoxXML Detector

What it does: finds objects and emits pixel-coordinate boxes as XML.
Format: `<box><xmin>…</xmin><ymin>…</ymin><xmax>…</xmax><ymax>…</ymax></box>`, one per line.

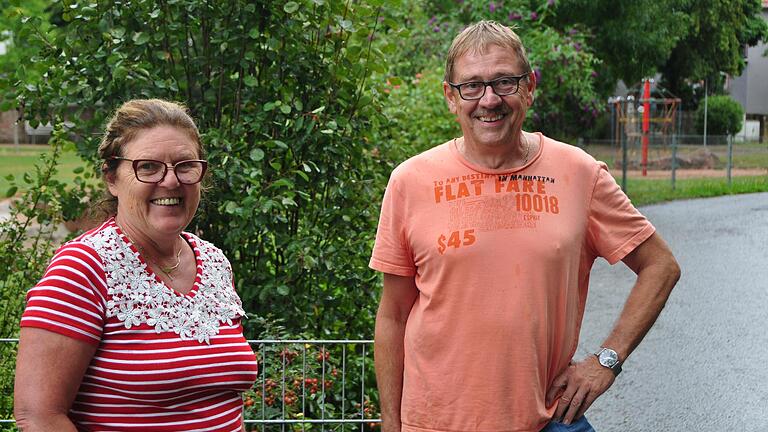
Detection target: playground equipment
<box><xmin>609</xmin><ymin>78</ymin><xmax>682</xmax><ymax>189</ymax></box>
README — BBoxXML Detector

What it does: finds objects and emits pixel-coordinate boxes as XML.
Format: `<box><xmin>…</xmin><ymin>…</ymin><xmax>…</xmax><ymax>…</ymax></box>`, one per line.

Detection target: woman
<box><xmin>14</xmin><ymin>99</ymin><xmax>258</xmax><ymax>431</ymax></box>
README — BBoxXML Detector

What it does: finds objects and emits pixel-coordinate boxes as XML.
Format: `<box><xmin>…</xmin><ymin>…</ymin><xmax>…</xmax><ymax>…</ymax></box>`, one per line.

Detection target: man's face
<box><xmin>443</xmin><ymin>44</ymin><xmax>535</xmax><ymax>150</ymax></box>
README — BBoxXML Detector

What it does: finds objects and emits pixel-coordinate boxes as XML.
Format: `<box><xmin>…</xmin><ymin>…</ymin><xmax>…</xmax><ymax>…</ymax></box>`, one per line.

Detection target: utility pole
<box><xmin>703</xmin><ymin>79</ymin><xmax>708</xmax><ymax>147</ymax></box>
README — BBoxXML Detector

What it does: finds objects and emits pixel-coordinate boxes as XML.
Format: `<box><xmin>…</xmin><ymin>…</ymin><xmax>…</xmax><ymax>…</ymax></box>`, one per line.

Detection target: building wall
<box><xmin>730</xmin><ymin>9</ymin><xmax>768</xmax><ymax>115</ymax></box>
<box><xmin>0</xmin><ymin>110</ymin><xmax>24</xmax><ymax>143</ymax></box>
<box><xmin>746</xmin><ymin>8</ymin><xmax>768</xmax><ymax>115</ymax></box>
<box><xmin>728</xmin><ymin>6</ymin><xmax>768</xmax><ymax>142</ymax></box>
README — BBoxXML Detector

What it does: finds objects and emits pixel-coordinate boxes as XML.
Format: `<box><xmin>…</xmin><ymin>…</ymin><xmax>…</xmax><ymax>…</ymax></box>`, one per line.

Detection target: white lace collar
<box><xmin>83</xmin><ymin>219</ymin><xmax>246</xmax><ymax>344</ymax></box>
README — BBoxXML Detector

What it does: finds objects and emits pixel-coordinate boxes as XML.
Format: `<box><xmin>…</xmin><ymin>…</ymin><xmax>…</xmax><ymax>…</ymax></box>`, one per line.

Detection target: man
<box><xmin>370</xmin><ymin>20</ymin><xmax>680</xmax><ymax>432</ymax></box>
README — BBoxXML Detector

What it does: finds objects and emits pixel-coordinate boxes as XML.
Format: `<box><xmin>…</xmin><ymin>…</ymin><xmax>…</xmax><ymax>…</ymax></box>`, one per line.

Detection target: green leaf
<box><xmin>284</xmin><ymin>2</ymin><xmax>299</xmax><ymax>13</ymax></box>
<box><xmin>281</xmin><ymin>197</ymin><xmax>297</xmax><ymax>206</ymax></box>
<box><xmin>244</xmin><ymin>76</ymin><xmax>257</xmax><ymax>87</ymax></box>
<box><xmin>347</xmin><ymin>45</ymin><xmax>362</xmax><ymax>58</ymax></box>
<box><xmin>110</xmin><ymin>27</ymin><xmax>126</xmax><ymax>39</ymax></box>
<box><xmin>248</xmin><ymin>28</ymin><xmax>260</xmax><ymax>39</ymax></box>
<box><xmin>280</xmin><ymin>104</ymin><xmax>292</xmax><ymax>114</ymax></box>
<box><xmin>5</xmin><ymin>186</ymin><xmax>18</xmax><ymax>198</ymax></box>
<box><xmin>132</xmin><ymin>32</ymin><xmax>150</xmax><ymax>45</ymax></box>
<box><xmin>276</xmin><ymin>285</ymin><xmax>290</xmax><ymax>296</ymax></box>
<box><xmin>224</xmin><ymin>201</ymin><xmax>240</xmax><ymax>214</ymax></box>
<box><xmin>73</xmin><ymin>167</ymin><xmax>84</xmax><ymax>174</ymax></box>
<box><xmin>250</xmin><ymin>148</ymin><xmax>265</xmax><ymax>161</ymax></box>
<box><xmin>113</xmin><ymin>66</ymin><xmax>129</xmax><ymax>80</ymax></box>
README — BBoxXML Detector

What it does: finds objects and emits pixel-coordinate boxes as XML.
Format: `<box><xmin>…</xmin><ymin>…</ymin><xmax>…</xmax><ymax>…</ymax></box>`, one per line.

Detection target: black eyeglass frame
<box><xmin>108</xmin><ymin>157</ymin><xmax>208</xmax><ymax>185</ymax></box>
<box><xmin>448</xmin><ymin>73</ymin><xmax>530</xmax><ymax>101</ymax></box>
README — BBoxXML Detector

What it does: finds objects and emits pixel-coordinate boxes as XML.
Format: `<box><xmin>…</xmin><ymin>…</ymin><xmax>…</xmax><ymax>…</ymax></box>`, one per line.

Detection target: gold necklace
<box><xmin>454</xmin><ymin>135</ymin><xmax>532</xmax><ymax>166</ymax></box>
<box><xmin>157</xmin><ymin>248</ymin><xmax>182</xmax><ymax>280</ymax></box>
<box><xmin>121</xmin><ymin>227</ymin><xmax>183</xmax><ymax>280</ymax></box>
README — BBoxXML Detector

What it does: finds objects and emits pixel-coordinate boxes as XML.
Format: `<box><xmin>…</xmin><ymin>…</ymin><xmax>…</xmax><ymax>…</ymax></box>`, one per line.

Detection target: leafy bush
<box><xmin>376</xmin><ymin>67</ymin><xmax>460</xmax><ymax>160</ymax></box>
<box><xmin>5</xmin><ymin>0</ymin><xmax>405</xmax><ymax>340</ymax></box>
<box><xmin>696</xmin><ymin>95</ymin><xmax>744</xmax><ymax>136</ymax></box>
<box><xmin>0</xmin><ymin>127</ymin><xmax>92</xmax><ymax>424</ymax></box>
<box><xmin>3</xmin><ymin>1</ymin><xmax>400</xmax><ymax>424</ymax></box>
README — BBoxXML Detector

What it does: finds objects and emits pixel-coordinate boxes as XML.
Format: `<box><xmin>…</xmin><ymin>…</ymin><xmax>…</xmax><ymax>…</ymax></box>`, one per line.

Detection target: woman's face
<box><xmin>107</xmin><ymin>125</ymin><xmax>202</xmax><ymax>240</ymax></box>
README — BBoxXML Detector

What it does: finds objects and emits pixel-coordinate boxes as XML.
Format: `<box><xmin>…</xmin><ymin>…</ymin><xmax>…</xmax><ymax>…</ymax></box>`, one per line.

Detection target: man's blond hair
<box><xmin>444</xmin><ymin>20</ymin><xmax>531</xmax><ymax>83</ymax></box>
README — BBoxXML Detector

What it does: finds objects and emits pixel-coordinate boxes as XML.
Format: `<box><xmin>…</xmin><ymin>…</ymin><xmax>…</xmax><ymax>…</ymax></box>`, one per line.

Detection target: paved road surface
<box><xmin>577</xmin><ymin>192</ymin><xmax>768</xmax><ymax>431</ymax></box>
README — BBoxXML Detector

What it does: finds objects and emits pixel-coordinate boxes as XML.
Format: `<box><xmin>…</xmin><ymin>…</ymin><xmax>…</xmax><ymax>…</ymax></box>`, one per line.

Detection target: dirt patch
<box><xmin>616</xmin><ymin>168</ymin><xmax>768</xmax><ymax>179</ymax></box>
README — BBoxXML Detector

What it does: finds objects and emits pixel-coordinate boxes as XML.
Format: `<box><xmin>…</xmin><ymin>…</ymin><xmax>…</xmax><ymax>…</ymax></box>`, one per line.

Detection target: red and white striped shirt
<box><xmin>21</xmin><ymin>218</ymin><xmax>258</xmax><ymax>431</ymax></box>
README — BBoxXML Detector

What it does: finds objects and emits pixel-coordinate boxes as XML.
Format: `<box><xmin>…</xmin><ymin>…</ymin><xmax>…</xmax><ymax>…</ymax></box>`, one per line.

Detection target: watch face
<box><xmin>599</xmin><ymin>349</ymin><xmax>619</xmax><ymax>367</ymax></box>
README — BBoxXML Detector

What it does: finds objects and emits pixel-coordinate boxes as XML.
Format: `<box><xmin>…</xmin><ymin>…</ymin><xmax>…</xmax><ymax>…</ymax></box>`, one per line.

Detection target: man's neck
<box><xmin>457</xmin><ymin>132</ymin><xmax>537</xmax><ymax>170</ymax></box>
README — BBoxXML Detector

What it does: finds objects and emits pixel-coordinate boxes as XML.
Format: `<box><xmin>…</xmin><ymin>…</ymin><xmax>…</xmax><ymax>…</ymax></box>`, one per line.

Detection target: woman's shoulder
<box><xmin>53</xmin><ymin>221</ymin><xmax>115</xmax><ymax>262</ymax></box>
<box><xmin>54</xmin><ymin>219</ymin><xmax>121</xmax><ymax>263</ymax></box>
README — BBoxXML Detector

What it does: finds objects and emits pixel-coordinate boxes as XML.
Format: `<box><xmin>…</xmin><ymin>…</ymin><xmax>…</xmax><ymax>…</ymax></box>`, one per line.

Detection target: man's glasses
<box><xmin>448</xmin><ymin>73</ymin><xmax>529</xmax><ymax>100</ymax></box>
<box><xmin>109</xmin><ymin>157</ymin><xmax>208</xmax><ymax>184</ymax></box>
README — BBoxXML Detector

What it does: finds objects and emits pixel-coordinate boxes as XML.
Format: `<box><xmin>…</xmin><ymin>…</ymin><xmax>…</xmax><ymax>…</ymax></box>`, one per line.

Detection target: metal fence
<box><xmin>579</xmin><ymin>135</ymin><xmax>768</xmax><ymax>191</ymax></box>
<box><xmin>0</xmin><ymin>338</ymin><xmax>381</xmax><ymax>431</ymax></box>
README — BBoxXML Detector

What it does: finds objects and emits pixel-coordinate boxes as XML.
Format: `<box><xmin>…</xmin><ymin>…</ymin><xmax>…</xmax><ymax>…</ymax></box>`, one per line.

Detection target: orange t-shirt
<box><xmin>369</xmin><ymin>133</ymin><xmax>655</xmax><ymax>432</ymax></box>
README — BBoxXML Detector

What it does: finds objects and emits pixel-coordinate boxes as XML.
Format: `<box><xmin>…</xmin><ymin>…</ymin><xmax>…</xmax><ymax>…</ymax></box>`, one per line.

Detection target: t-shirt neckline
<box><xmin>449</xmin><ymin>132</ymin><xmax>544</xmax><ymax>175</ymax></box>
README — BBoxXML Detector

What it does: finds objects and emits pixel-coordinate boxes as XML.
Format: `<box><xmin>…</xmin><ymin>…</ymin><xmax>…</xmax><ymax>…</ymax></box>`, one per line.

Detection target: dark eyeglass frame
<box><xmin>448</xmin><ymin>73</ymin><xmax>530</xmax><ymax>101</ymax></box>
<box><xmin>108</xmin><ymin>157</ymin><xmax>208</xmax><ymax>185</ymax></box>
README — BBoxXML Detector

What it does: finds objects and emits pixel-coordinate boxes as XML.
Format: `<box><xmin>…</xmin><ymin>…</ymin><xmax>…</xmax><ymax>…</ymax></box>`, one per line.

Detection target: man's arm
<box><xmin>547</xmin><ymin>232</ymin><xmax>681</xmax><ymax>424</ymax></box>
<box><xmin>374</xmin><ymin>273</ymin><xmax>419</xmax><ymax>432</ymax></box>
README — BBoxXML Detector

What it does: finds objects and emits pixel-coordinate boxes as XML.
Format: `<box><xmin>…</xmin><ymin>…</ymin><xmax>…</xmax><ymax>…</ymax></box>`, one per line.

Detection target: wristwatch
<box><xmin>594</xmin><ymin>347</ymin><xmax>622</xmax><ymax>376</ymax></box>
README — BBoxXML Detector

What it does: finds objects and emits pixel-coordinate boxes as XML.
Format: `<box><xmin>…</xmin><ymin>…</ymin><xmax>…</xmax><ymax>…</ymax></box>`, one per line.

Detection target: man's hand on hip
<box><xmin>546</xmin><ymin>357</ymin><xmax>615</xmax><ymax>425</ymax></box>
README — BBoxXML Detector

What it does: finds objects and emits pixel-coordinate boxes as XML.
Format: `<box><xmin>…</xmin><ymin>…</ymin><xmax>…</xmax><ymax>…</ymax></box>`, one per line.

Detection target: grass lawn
<box><xmin>583</xmin><ymin>141</ymin><xmax>768</xmax><ymax>205</ymax></box>
<box><xmin>626</xmin><ymin>175</ymin><xmax>768</xmax><ymax>206</ymax></box>
<box><xmin>0</xmin><ymin>144</ymin><xmax>92</xmax><ymax>195</ymax></box>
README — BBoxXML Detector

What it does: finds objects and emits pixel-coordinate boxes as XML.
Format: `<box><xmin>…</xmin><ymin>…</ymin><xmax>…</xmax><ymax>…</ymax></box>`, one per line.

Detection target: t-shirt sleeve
<box><xmin>369</xmin><ymin>170</ymin><xmax>416</xmax><ymax>276</ymax></box>
<box><xmin>20</xmin><ymin>242</ymin><xmax>107</xmax><ymax>345</ymax></box>
<box><xmin>587</xmin><ymin>163</ymin><xmax>656</xmax><ymax>264</ymax></box>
